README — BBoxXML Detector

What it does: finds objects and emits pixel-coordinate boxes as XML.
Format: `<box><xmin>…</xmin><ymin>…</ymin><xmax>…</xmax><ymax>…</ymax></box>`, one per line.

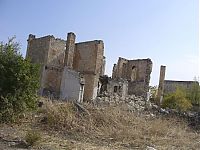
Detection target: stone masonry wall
<box><xmin>42</xmin><ymin>66</ymin><xmax>63</xmax><ymax>98</ymax></box>
<box><xmin>26</xmin><ymin>35</ymin><xmax>51</xmax><ymax>64</ymax></box>
<box><xmin>74</xmin><ymin>41</ymin><xmax>98</xmax><ymax>73</ymax></box>
<box><xmin>48</xmin><ymin>38</ymin><xmax>66</xmax><ymax>66</ymax></box>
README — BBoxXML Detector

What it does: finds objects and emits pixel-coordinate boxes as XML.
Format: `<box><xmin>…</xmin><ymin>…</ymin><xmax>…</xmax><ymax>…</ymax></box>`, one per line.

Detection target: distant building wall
<box><xmin>164</xmin><ymin>80</ymin><xmax>198</xmax><ymax>94</ymax></box>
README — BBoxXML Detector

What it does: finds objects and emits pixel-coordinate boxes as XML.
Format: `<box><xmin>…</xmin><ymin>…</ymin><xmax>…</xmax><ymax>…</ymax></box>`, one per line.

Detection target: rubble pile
<box><xmin>94</xmin><ymin>93</ymin><xmax>200</xmax><ymax>130</ymax></box>
<box><xmin>94</xmin><ymin>93</ymin><xmax>152</xmax><ymax>113</ymax></box>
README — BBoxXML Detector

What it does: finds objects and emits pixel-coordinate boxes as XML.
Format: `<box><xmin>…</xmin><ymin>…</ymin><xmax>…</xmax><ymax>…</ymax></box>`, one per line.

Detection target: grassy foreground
<box><xmin>0</xmin><ymin>98</ymin><xmax>200</xmax><ymax>149</ymax></box>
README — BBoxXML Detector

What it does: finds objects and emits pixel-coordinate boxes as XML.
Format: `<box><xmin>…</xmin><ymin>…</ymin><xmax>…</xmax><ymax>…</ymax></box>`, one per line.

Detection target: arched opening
<box><xmin>131</xmin><ymin>66</ymin><xmax>137</xmax><ymax>81</ymax></box>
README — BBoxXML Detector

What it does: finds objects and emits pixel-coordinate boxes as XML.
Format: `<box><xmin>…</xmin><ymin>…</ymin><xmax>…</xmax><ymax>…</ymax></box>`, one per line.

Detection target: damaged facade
<box><xmin>112</xmin><ymin>57</ymin><xmax>153</xmax><ymax>98</ymax></box>
<box><xmin>26</xmin><ymin>32</ymin><xmax>105</xmax><ymax>102</ymax></box>
<box><xmin>99</xmin><ymin>75</ymin><xmax>128</xmax><ymax>99</ymax></box>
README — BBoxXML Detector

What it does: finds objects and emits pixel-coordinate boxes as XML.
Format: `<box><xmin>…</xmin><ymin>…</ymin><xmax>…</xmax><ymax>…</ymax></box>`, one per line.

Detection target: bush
<box><xmin>162</xmin><ymin>88</ymin><xmax>192</xmax><ymax>112</ymax></box>
<box><xmin>186</xmin><ymin>80</ymin><xmax>200</xmax><ymax>106</ymax></box>
<box><xmin>25</xmin><ymin>130</ymin><xmax>41</xmax><ymax>146</ymax></box>
<box><xmin>0</xmin><ymin>37</ymin><xmax>40</xmax><ymax>122</ymax></box>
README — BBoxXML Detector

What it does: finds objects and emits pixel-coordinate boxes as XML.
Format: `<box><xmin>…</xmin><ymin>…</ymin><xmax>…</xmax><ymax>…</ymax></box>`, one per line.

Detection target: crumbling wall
<box><xmin>27</xmin><ymin>34</ymin><xmax>67</xmax><ymax>67</ymax></box>
<box><xmin>48</xmin><ymin>38</ymin><xmax>66</xmax><ymax>66</ymax></box>
<box><xmin>26</xmin><ymin>34</ymin><xmax>51</xmax><ymax>64</ymax></box>
<box><xmin>100</xmin><ymin>56</ymin><xmax>106</xmax><ymax>76</ymax></box>
<box><xmin>114</xmin><ymin>57</ymin><xmax>129</xmax><ymax>78</ymax></box>
<box><xmin>99</xmin><ymin>76</ymin><xmax>128</xmax><ymax>99</ymax></box>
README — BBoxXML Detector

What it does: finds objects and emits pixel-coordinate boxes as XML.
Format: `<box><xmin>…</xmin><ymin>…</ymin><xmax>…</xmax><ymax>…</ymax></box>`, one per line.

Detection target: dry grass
<box><xmin>36</xmin><ymin>99</ymin><xmax>200</xmax><ymax>149</ymax></box>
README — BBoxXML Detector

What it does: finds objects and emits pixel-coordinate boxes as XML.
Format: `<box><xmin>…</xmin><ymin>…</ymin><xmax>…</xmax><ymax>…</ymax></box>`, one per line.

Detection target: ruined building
<box><xmin>26</xmin><ymin>32</ymin><xmax>105</xmax><ymax>101</ymax></box>
<box><xmin>112</xmin><ymin>57</ymin><xmax>153</xmax><ymax>98</ymax></box>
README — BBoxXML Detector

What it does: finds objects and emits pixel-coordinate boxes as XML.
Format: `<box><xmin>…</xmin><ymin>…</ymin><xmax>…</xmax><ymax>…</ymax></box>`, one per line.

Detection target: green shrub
<box><xmin>0</xmin><ymin>38</ymin><xmax>40</xmax><ymax>122</ymax></box>
<box><xmin>186</xmin><ymin>80</ymin><xmax>200</xmax><ymax>106</ymax></box>
<box><xmin>25</xmin><ymin>130</ymin><xmax>41</xmax><ymax>146</ymax></box>
<box><xmin>162</xmin><ymin>88</ymin><xmax>192</xmax><ymax>112</ymax></box>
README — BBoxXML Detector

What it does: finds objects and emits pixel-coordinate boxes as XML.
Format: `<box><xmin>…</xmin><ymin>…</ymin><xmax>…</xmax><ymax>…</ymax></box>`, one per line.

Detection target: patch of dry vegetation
<box><xmin>36</xmin><ymin>99</ymin><xmax>200</xmax><ymax>149</ymax></box>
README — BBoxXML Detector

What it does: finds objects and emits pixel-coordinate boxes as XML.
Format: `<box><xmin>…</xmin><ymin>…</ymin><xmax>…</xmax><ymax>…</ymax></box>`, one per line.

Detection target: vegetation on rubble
<box><xmin>186</xmin><ymin>78</ymin><xmax>200</xmax><ymax>106</ymax></box>
<box><xmin>32</xmin><ymin>99</ymin><xmax>199</xmax><ymax>149</ymax></box>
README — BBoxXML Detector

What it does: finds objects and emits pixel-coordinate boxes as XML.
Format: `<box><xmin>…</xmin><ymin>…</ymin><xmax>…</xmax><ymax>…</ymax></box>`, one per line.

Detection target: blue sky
<box><xmin>0</xmin><ymin>0</ymin><xmax>199</xmax><ymax>85</ymax></box>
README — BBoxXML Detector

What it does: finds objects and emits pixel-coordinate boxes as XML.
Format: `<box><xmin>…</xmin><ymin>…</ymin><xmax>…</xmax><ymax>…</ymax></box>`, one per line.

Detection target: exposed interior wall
<box><xmin>42</xmin><ymin>66</ymin><xmax>63</xmax><ymax>98</ymax></box>
<box><xmin>60</xmin><ymin>67</ymin><xmax>84</xmax><ymax>102</ymax></box>
<box><xmin>99</xmin><ymin>76</ymin><xmax>128</xmax><ymax>99</ymax></box>
<box><xmin>107</xmin><ymin>79</ymin><xmax>128</xmax><ymax>99</ymax></box>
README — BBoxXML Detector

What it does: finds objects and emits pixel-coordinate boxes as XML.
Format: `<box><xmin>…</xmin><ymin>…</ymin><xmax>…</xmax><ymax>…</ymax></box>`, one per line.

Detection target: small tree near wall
<box><xmin>0</xmin><ymin>37</ymin><xmax>40</xmax><ymax>122</ymax></box>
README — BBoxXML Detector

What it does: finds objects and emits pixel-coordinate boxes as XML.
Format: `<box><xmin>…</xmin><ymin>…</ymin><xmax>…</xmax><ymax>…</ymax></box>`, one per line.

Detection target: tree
<box><xmin>0</xmin><ymin>37</ymin><xmax>40</xmax><ymax>122</ymax></box>
<box><xmin>186</xmin><ymin>78</ymin><xmax>200</xmax><ymax>106</ymax></box>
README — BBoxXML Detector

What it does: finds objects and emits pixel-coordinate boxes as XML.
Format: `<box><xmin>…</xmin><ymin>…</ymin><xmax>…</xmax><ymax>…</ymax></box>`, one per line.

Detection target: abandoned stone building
<box><xmin>26</xmin><ymin>32</ymin><xmax>153</xmax><ymax>102</ymax></box>
<box><xmin>26</xmin><ymin>32</ymin><xmax>105</xmax><ymax>102</ymax></box>
<box><xmin>112</xmin><ymin>57</ymin><xmax>153</xmax><ymax>98</ymax></box>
